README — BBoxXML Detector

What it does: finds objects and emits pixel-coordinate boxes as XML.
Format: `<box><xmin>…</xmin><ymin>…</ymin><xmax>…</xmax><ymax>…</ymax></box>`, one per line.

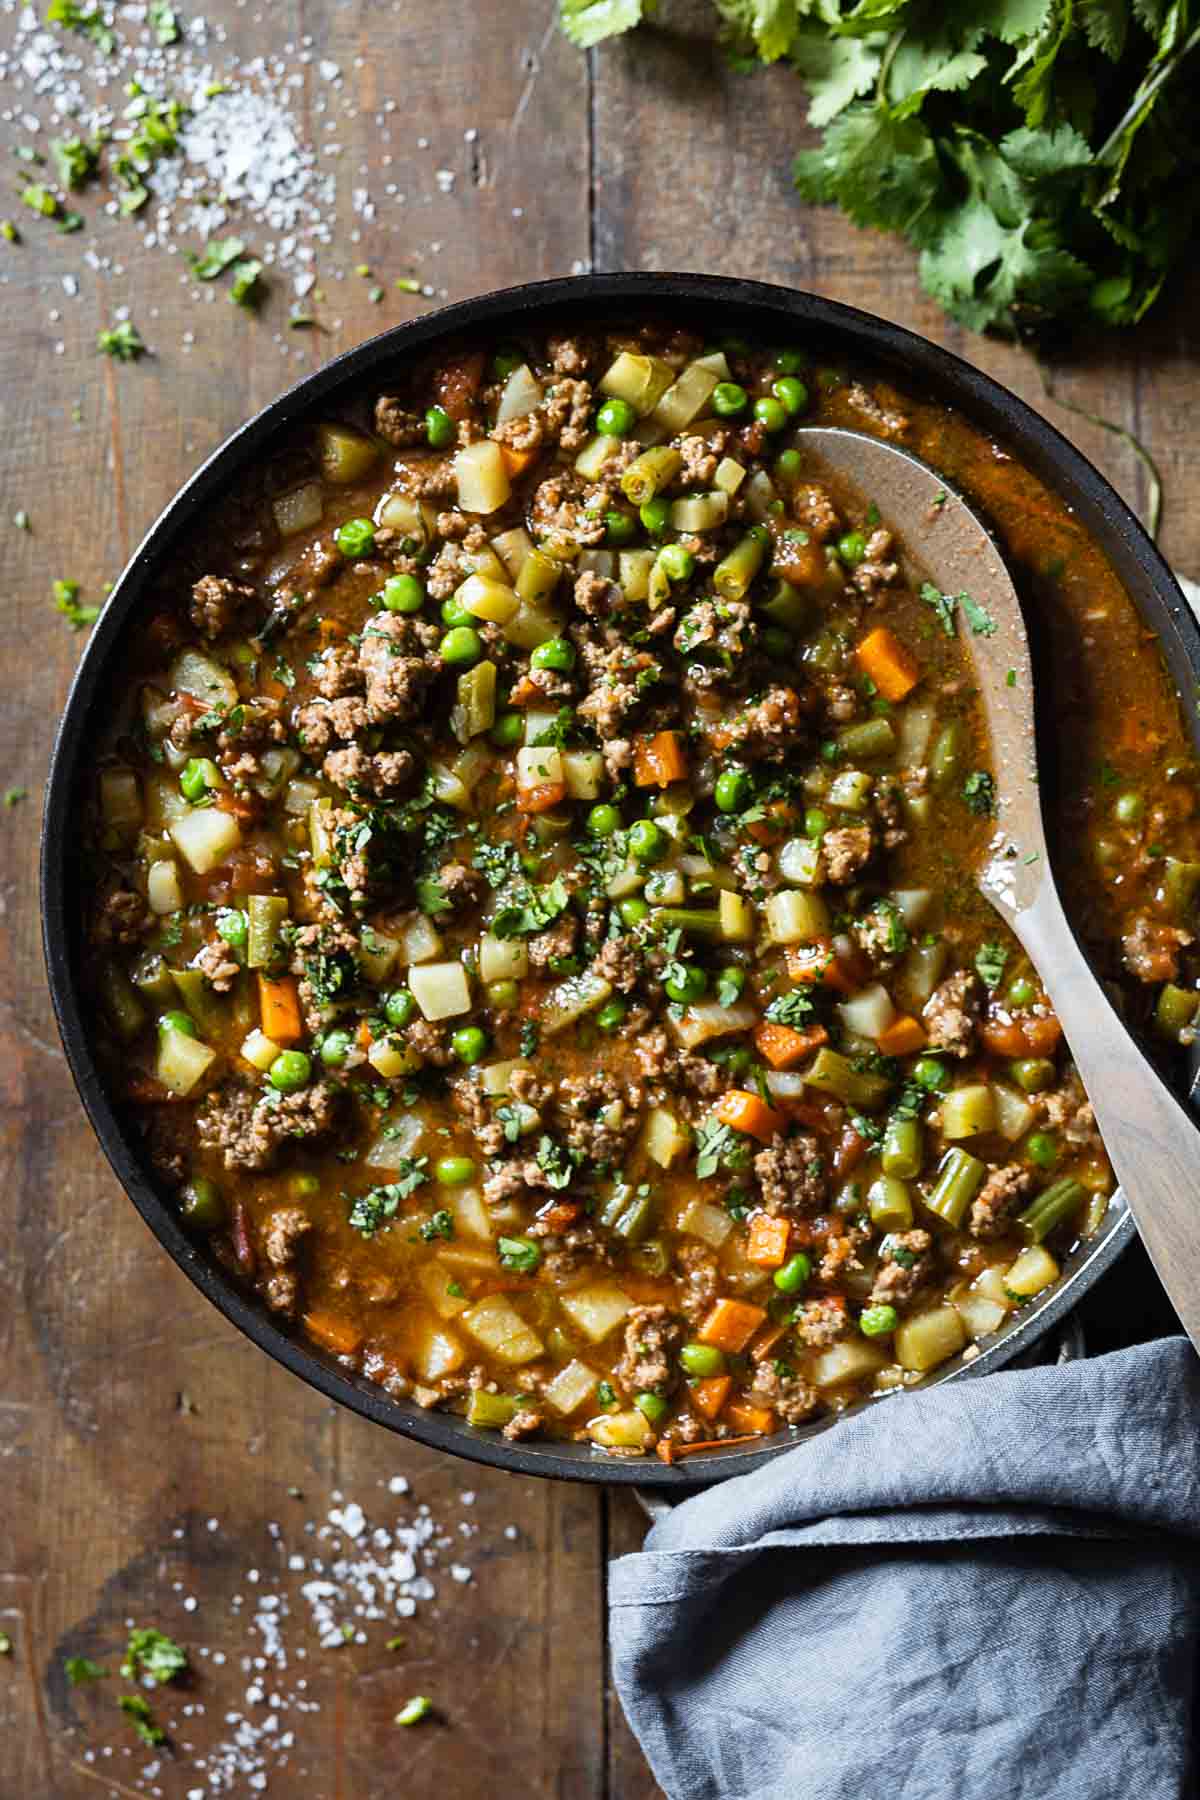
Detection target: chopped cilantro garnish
<box><xmin>97</xmin><ymin>321</ymin><xmax>146</xmax><ymax>362</ymax></box>
<box><xmin>963</xmin><ymin>770</ymin><xmax>997</xmax><ymax>817</ymax></box>
<box><xmin>121</xmin><ymin>1628</ymin><xmax>187</xmax><ymax>1685</ymax></box>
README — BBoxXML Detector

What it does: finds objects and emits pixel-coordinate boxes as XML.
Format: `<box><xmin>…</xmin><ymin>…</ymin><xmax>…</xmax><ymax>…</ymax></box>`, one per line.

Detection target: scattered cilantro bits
<box><xmin>97</xmin><ymin>321</ymin><xmax>146</xmax><ymax>362</ymax></box>
<box><xmin>559</xmin><ymin>1</ymin><xmax>1200</xmax><ymax>336</ymax></box>
<box><xmin>53</xmin><ymin>578</ymin><xmax>100</xmax><ymax>631</ymax></box>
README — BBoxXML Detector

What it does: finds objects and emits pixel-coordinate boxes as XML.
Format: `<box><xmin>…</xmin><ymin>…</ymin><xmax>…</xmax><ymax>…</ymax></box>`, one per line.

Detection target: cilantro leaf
<box><xmin>65</xmin><ymin>1656</ymin><xmax>107</xmax><ymax>1684</ymax></box>
<box><xmin>764</xmin><ymin>988</ymin><xmax>815</xmax><ymax>1027</ymax></box>
<box><xmin>119</xmin><ymin>1694</ymin><xmax>164</xmax><ymax>1746</ymax></box>
<box><xmin>559</xmin><ymin>0</ymin><xmax>645</xmax><ymax>48</ymax></box>
<box><xmin>918</xmin><ymin>582</ymin><xmax>957</xmax><ymax>636</ymax></box>
<box><xmin>497</xmin><ymin>1235</ymin><xmax>541</xmax><ymax>1272</ymax></box>
<box><xmin>974</xmin><ymin>939</ymin><xmax>1010</xmax><ymax>990</ymax></box>
<box><xmin>53</xmin><ymin>579</ymin><xmax>99</xmax><ymax>631</ymax></box>
<box><xmin>188</xmin><ymin>235</ymin><xmax>246</xmax><ymax>279</ymax></box>
<box><xmin>963</xmin><ymin>769</ymin><xmax>997</xmax><ymax>817</ymax></box>
<box><xmin>97</xmin><ymin>321</ymin><xmax>145</xmax><ymax>362</ymax></box>
<box><xmin>121</xmin><ymin>1629</ymin><xmax>187</xmax><ymax>1686</ymax></box>
<box><xmin>347</xmin><ymin>1162</ymin><xmax>429</xmax><ymax>1236</ymax></box>
<box><xmin>960</xmin><ymin>592</ymin><xmax>997</xmax><ymax>636</ymax></box>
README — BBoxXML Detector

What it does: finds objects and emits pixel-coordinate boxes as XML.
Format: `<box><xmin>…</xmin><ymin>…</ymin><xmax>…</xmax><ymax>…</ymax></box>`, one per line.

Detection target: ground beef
<box><xmin>872</xmin><ymin>777</ymin><xmax>907</xmax><ymax>851</ymax></box>
<box><xmin>675</xmin><ymin>599</ymin><xmax>752</xmax><ymax>688</ymax></box>
<box><xmin>823</xmin><ymin>682</ymin><xmax>859</xmax><ymax>724</ymax></box>
<box><xmin>215</xmin><ymin>696</ymin><xmax>284</xmax><ymax>749</ymax></box>
<box><xmin>870</xmin><ymin>1228</ymin><xmax>934</xmax><ymax>1306</ymax></box>
<box><xmin>541</xmin><ymin>1222</ymin><xmax>615</xmax><ymax>1279</ymax></box>
<box><xmin>528</xmin><ymin>474</ymin><xmax>608</xmax><ymax>549</ymax></box>
<box><xmin>846</xmin><ymin>383</ymin><xmax>909</xmax><ymax>438</ymax></box>
<box><xmin>792</xmin><ymin>1296</ymin><xmax>850</xmax><ymax>1349</ymax></box>
<box><xmin>492</xmin><ymin>409</ymin><xmax>546</xmax><ymax>455</ymax></box>
<box><xmin>820</xmin><ymin>824</ymin><xmax>875</xmax><ymax>885</ymax></box>
<box><xmin>260</xmin><ymin>1205</ymin><xmax>312</xmax><ymax>1315</ymax></box>
<box><xmin>754</xmin><ymin>1132</ymin><xmax>828</xmax><ymax>1216</ymax></box>
<box><xmin>526</xmin><ymin>913</ymin><xmax>580</xmax><ymax>972</ymax></box>
<box><xmin>615</xmin><ymin>1305</ymin><xmax>684</xmax><ymax>1394</ymax></box>
<box><xmin>432</xmin><ymin>862</ymin><xmax>483</xmax><ymax>914</ymax></box>
<box><xmin>194</xmin><ymin>936</ymin><xmax>239</xmax><ymax>993</ymax></box>
<box><xmin>406</xmin><ymin>459</ymin><xmax>458</xmax><ymax>503</ymax></box>
<box><xmin>451</xmin><ymin>1077</ymin><xmax>507</xmax><ymax>1158</ymax></box>
<box><xmin>715</xmin><ymin>686</ymin><xmax>803</xmax><ymax>760</ymax></box>
<box><xmin>792</xmin><ymin>485</ymin><xmax>840</xmax><ymax>540</ymax></box>
<box><xmin>1121</xmin><ymin>915</ymin><xmax>1193</xmax><ymax>982</ymax></box>
<box><xmin>969</xmin><ymin>1163</ymin><xmax>1037</xmax><ymax>1240</ymax></box>
<box><xmin>295</xmin><ymin>697</ymin><xmax>370</xmax><ymax>754</ymax></box>
<box><xmin>547</xmin><ymin>333</ymin><xmax>598</xmax><ymax>376</ymax></box>
<box><xmin>849</xmin><ymin>527</ymin><xmax>899</xmax><ymax>600</ymax></box>
<box><xmin>502</xmin><ymin>1408</ymin><xmax>545</xmax><ymax>1442</ymax></box>
<box><xmin>374</xmin><ymin>395</ymin><xmax>427</xmax><ymax>446</ymax></box>
<box><xmin>1038</xmin><ymin>1068</ymin><xmax>1101</xmax><ymax>1151</ymax></box>
<box><xmin>92</xmin><ymin>885</ymin><xmax>151</xmax><ymax>948</ymax></box>
<box><xmin>603</xmin><ymin>736</ymin><xmax>634</xmax><ymax>784</ymax></box>
<box><xmin>288</xmin><ymin>539</ymin><xmax>341</xmax><ymax>596</ymax></box>
<box><xmin>314</xmin><ymin>645</ymin><xmax>361</xmax><ymax>698</ymax></box>
<box><xmin>197</xmin><ymin>1079</ymin><xmax>342</xmax><ymax>1172</ymax></box>
<box><xmin>922</xmin><ymin>970</ymin><xmax>982</xmax><ymax>1058</ymax></box>
<box><xmin>851</xmin><ymin>904</ymin><xmax>904</xmax><ymax>970</ymax></box>
<box><xmin>323</xmin><ymin>743</ymin><xmax>417</xmax><ymax>798</ymax></box>
<box><xmin>406</xmin><ymin>1018</ymin><xmax>452</xmax><ymax>1067</ymax></box>
<box><xmin>556</xmin><ymin>1072</ymin><xmax>643</xmax><ymax>1162</ymax></box>
<box><xmin>676</xmin><ymin>431</ymin><xmax>727</xmax><ymax>487</ymax></box>
<box><xmin>424</xmin><ymin>524</ymin><xmax>489</xmax><ymax>600</ymax></box>
<box><xmin>749</xmin><ymin>1362</ymin><xmax>819</xmax><ymax>1426</ymax></box>
<box><xmin>190</xmin><ymin>573</ymin><xmax>256</xmax><ymax>639</ymax></box>
<box><xmin>357</xmin><ymin>611</ymin><xmax>441</xmax><ymax>724</ymax></box>
<box><xmin>541</xmin><ymin>376</ymin><xmax>593</xmax><ymax>451</ymax></box>
<box><xmin>590</xmin><ymin>936</ymin><xmax>643</xmax><ymax>993</ymax></box>
<box><xmin>676</xmin><ymin>1243</ymin><xmax>720</xmax><ymax>1324</ymax></box>
<box><xmin>633</xmin><ymin>1027</ymin><xmax>671</xmax><ymax>1080</ymax></box>
<box><xmin>574</xmin><ymin>569</ymin><xmax>621</xmax><ymax>619</ymax></box>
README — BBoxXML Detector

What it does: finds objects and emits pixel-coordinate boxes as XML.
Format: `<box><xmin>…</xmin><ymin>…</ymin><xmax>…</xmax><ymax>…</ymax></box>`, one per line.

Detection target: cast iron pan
<box><xmin>40</xmin><ymin>274</ymin><xmax>1200</xmax><ymax>1486</ymax></box>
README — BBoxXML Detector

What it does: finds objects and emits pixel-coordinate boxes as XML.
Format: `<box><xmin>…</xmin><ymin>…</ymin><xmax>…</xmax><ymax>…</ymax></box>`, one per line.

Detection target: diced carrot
<box><xmin>317</xmin><ymin>615</ymin><xmax>346</xmax><ymax>646</ymax></box>
<box><xmin>754</xmin><ymin>1020</ymin><xmax>829</xmax><ymax>1069</ymax></box>
<box><xmin>507</xmin><ymin>675</ymin><xmax>541</xmax><ymax>707</ymax></box>
<box><xmin>690</xmin><ymin>1375</ymin><xmax>732</xmax><ymax>1421</ymax></box>
<box><xmin>516</xmin><ymin>778</ymin><xmax>567</xmax><ymax>814</ymax></box>
<box><xmin>697</xmin><ymin>1298</ymin><xmax>769</xmax><ymax>1355</ymax></box>
<box><xmin>499</xmin><ymin>442</ymin><xmax>541</xmax><ymax>481</ymax></box>
<box><xmin>785</xmin><ymin>939</ymin><xmax>857</xmax><ymax>994</ymax></box>
<box><xmin>876</xmin><ymin>1013</ymin><xmax>928</xmax><ymax>1057</ymax></box>
<box><xmin>261</xmin><ymin>676</ymin><xmax>290</xmax><ymax>701</ymax></box>
<box><xmin>656</xmin><ymin>1433</ymin><xmax>763</xmax><ymax>1464</ymax></box>
<box><xmin>714</xmin><ymin>1090</ymin><xmax>784</xmax><ymax>1142</ymax></box>
<box><xmin>533</xmin><ymin>1201</ymin><xmax>581</xmax><ymax>1233</ymax></box>
<box><xmin>303</xmin><ymin>1311</ymin><xmax>364</xmax><ymax>1357</ymax></box>
<box><xmin>257</xmin><ymin>972</ymin><xmax>303</xmax><ymax>1045</ymax></box>
<box><xmin>745</xmin><ymin>799</ymin><xmax>799</xmax><ymax>845</ymax></box>
<box><xmin>633</xmin><ymin>730</ymin><xmax>688</xmax><ymax>788</ymax></box>
<box><xmin>979</xmin><ymin>1012</ymin><xmax>1063</xmax><ymax>1058</ymax></box>
<box><xmin>356</xmin><ymin>1018</ymin><xmax>373</xmax><ymax>1049</ymax></box>
<box><xmin>724</xmin><ymin>1402</ymin><xmax>777</xmax><ymax>1437</ymax></box>
<box><xmin>855</xmin><ymin>626</ymin><xmax>920</xmax><ymax>702</ymax></box>
<box><xmin>215</xmin><ymin>790</ymin><xmax>258</xmax><ymax>822</ymax></box>
<box><xmin>745</xmin><ymin>1213</ymin><xmax>791</xmax><ymax>1269</ymax></box>
<box><xmin>749</xmin><ymin>1322</ymin><xmax>790</xmax><ymax>1363</ymax></box>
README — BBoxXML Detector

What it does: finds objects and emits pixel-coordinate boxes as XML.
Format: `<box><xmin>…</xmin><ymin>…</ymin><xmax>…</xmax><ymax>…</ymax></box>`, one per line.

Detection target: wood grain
<box><xmin>0</xmin><ymin>0</ymin><xmax>1193</xmax><ymax>1794</ymax></box>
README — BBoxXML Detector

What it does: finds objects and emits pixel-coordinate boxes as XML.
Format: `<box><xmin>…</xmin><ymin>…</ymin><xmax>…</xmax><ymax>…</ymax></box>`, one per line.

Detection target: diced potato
<box><xmin>619</xmin><ymin>548</ymin><xmax>655</xmax><ymax>601</ymax></box>
<box><xmin>574</xmin><ymin>433</ymin><xmax>622</xmax><ymax>480</ymax></box>
<box><xmin>156</xmin><ymin>1027</ymin><xmax>216</xmax><ymax>1097</ymax></box>
<box><xmin>643</xmin><ymin>869</ymin><xmax>685</xmax><ymax>906</ymax></box>
<box><xmin>273</xmin><ymin>481</ymin><xmax>323</xmax><ymax>537</ymax></box>
<box><xmin>452</xmin><ymin>743</ymin><xmax>493</xmax><ymax>793</ymax></box>
<box><xmin>653</xmin><ymin>359</ymin><xmax>721</xmax><ymax>432</ymax></box>
<box><xmin>777</xmin><ymin>836</ymin><xmax>824</xmax><ymax>887</ymax></box>
<box><xmin>168</xmin><ymin>807</ymin><xmax>242</xmax><ymax>875</ymax></box>
<box><xmin>957</xmin><ymin>1294</ymin><xmax>1009</xmax><ymax>1338</ymax></box>
<box><xmin>447</xmin><ymin>1186</ymin><xmax>492</xmax><ymax>1241</ymax></box>
<box><xmin>765</xmin><ymin>889</ymin><xmax>831</xmax><ymax>946</ymax></box>
<box><xmin>168</xmin><ymin>647</ymin><xmax>238</xmax><ymax>710</ymax></box>
<box><xmin>811</xmin><ymin>1339</ymin><xmax>889</xmax><ymax>1389</ymax></box>
<box><xmin>714</xmin><ymin>456</ymin><xmax>746</xmax><ymax>494</ymax></box>
<box><xmin>409</xmin><ymin>960</ymin><xmax>472</xmax><ymax>1021</ymax></box>
<box><xmin>892</xmin><ymin>887</ymin><xmax>934</xmax><ymax>927</ymax></box>
<box><xmin>146</xmin><ymin>858</ymin><xmax>184</xmax><ymax>915</ymax></box>
<box><xmin>495</xmin><ymin>363</ymin><xmax>544</xmax><ymax>423</ymax></box>
<box><xmin>437</xmin><ymin>1244</ymin><xmax>499</xmax><ymax>1274</ymax></box>
<box><xmin>418</xmin><ymin>1261</ymin><xmax>472</xmax><ymax>1320</ymax></box>
<box><xmin>401</xmin><ymin>914</ymin><xmax>443</xmax><ymax>965</ymax></box>
<box><xmin>719</xmin><ymin>889</ymin><xmax>755</xmax><ymax>942</ymax></box>
<box><xmin>462</xmin><ymin>1294</ymin><xmax>544</xmax><ymax>1365</ymax></box>
<box><xmin>598</xmin><ymin>350</ymin><xmax>675</xmax><ymax>416</ymax></box>
<box><xmin>587</xmin><ymin>1409</ymin><xmax>654</xmax><ymax>1451</ymax></box>
<box><xmin>560</xmin><ymin>1282</ymin><xmax>634</xmax><ymax>1345</ymax></box>
<box><xmin>991</xmin><ymin>1082</ymin><xmax>1037</xmax><ymax>1142</ymax></box>
<box><xmin>541</xmin><ymin>970</ymin><xmax>612</xmax><ymax>1037</ymax></box>
<box><xmin>413</xmin><ymin>1322</ymin><xmax>469</xmax><ymax>1383</ymax></box>
<box><xmin>454</xmin><ymin>440</ymin><xmax>511</xmax><ymax>515</ymax></box>
<box><xmin>545</xmin><ymin>1360</ymin><xmax>599</xmax><ymax>1417</ymax></box>
<box><xmin>940</xmin><ymin>1084</ymin><xmax>996</xmax><ymax>1141</ymax></box>
<box><xmin>838</xmin><ymin>983</ymin><xmax>897</xmax><ymax>1043</ymax></box>
<box><xmin>359</xmin><ymin>930</ymin><xmax>401</xmax><ymax>987</ymax></box>
<box><xmin>367</xmin><ymin>1037</ymin><xmax>421</xmax><ymax>1079</ymax></box>
<box><xmin>491</xmin><ymin>526</ymin><xmax>533</xmax><ymax>580</ymax></box>
<box><xmin>517</xmin><ymin>744</ymin><xmax>564</xmax><ymax>790</ymax></box>
<box><xmin>318</xmin><ymin>422</ymin><xmax>379</xmax><ymax>484</ymax></box>
<box><xmin>515</xmin><ymin>547</ymin><xmax>563</xmax><ymax>606</ymax></box>
<box><xmin>504</xmin><ymin>601</ymin><xmax>564</xmax><ymax>650</ymax></box>
<box><xmin>429</xmin><ymin>762</ymin><xmax>472</xmax><ymax>812</ymax></box>
<box><xmin>895</xmin><ymin>1305</ymin><xmax>967</xmax><ymax>1373</ymax></box>
<box><xmin>145</xmin><ymin>774</ymin><xmax>190</xmax><ymax>830</ymax></box>
<box><xmin>670</xmin><ymin>491</ymin><xmax>728</xmax><ymax>533</ymax></box>
<box><xmin>479</xmin><ymin>934</ymin><xmax>529</xmax><ymax>984</ymax></box>
<box><xmin>562</xmin><ymin>749</ymin><xmax>605</xmax><ymax>800</ymax></box>
<box><xmin>973</xmin><ymin>1264</ymin><xmax>1016</xmax><ymax>1308</ymax></box>
<box><xmin>677</xmin><ymin>1196</ymin><xmax>734</xmax><ymax>1250</ymax></box>
<box><xmin>1004</xmin><ymin>1244</ymin><xmax>1060</xmax><ymax>1299</ymax></box>
<box><xmin>827</xmin><ymin>769</ymin><xmax>873</xmax><ymax>812</ymax></box>
<box><xmin>670</xmin><ymin>1000</ymin><xmax>758</xmax><ymax>1050</ymax></box>
<box><xmin>457</xmin><ymin>573</ymin><xmax>518</xmax><ymax>624</ymax></box>
<box><xmin>375</xmin><ymin>490</ymin><xmax>426</xmax><ymax>541</ymax></box>
<box><xmin>606</xmin><ymin>860</ymin><xmax>645</xmax><ymax>900</ymax></box>
<box><xmin>241</xmin><ymin>1029</ymin><xmax>281</xmax><ymax>1072</ymax></box>
<box><xmin>364</xmin><ymin>1111</ymin><xmax>424</xmax><ymax>1167</ymax></box>
<box><xmin>643</xmin><ymin>1106</ymin><xmax>688</xmax><ymax>1169</ymax></box>
<box><xmin>743</xmin><ymin>469</ymin><xmax>777</xmax><ymax>520</ymax></box>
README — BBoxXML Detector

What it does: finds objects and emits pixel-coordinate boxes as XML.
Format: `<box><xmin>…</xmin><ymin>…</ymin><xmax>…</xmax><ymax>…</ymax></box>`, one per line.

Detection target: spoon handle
<box><xmin>1014</xmin><ymin>878</ymin><xmax>1200</xmax><ymax>1353</ymax></box>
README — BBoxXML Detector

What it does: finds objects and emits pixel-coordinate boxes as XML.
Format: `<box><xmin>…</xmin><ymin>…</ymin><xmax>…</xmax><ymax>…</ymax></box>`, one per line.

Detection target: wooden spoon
<box><xmin>796</xmin><ymin>425</ymin><xmax>1200</xmax><ymax>1352</ymax></box>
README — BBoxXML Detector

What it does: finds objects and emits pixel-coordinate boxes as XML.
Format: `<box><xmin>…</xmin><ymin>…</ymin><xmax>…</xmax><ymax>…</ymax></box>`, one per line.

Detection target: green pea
<box><xmin>451</xmin><ymin>1025</ymin><xmax>488</xmax><ymax>1065</ymax></box>
<box><xmin>588</xmin><ymin>802</ymin><xmax>621</xmax><ymax>837</ymax></box>
<box><xmin>1009</xmin><ymin>1057</ymin><xmax>1057</xmax><ymax>1094</ymax></box>
<box><xmin>179</xmin><ymin>759</ymin><xmax>211</xmax><ymax>803</ymax></box>
<box><xmin>658</xmin><ymin>543</ymin><xmax>694</xmax><ymax>583</ymax></box>
<box><xmin>714</xmin><ymin>767</ymin><xmax>752</xmax><ymax>814</ymax></box>
<box><xmin>634</xmin><ymin>1391</ymin><xmax>669</xmax><ymax>1424</ymax></box>
<box><xmin>439</xmin><ymin>625</ymin><xmax>483</xmax><ymax>666</ymax></box>
<box><xmin>177</xmin><ymin>1176</ymin><xmax>224</xmax><ymax>1231</ymax></box>
<box><xmin>604</xmin><ymin>508</ymin><xmax>638</xmax><ymax>546</ymax></box>
<box><xmin>214</xmin><ymin>906</ymin><xmax>248</xmax><ymax>949</ymax></box>
<box><xmin>489</xmin><ymin>710</ymin><xmax>523</xmax><ymax>748</ymax></box>
<box><xmin>804</xmin><ymin>808</ymin><xmax>828</xmax><ymax>840</ymax></box>
<box><xmin>776</xmin><ymin>450</ymin><xmax>804</xmax><ymax>483</ymax></box>
<box><xmin>665</xmin><ymin>964</ymin><xmax>707</xmax><ymax>1004</ymax></box>
<box><xmin>596</xmin><ymin>997</ymin><xmax>628</xmax><ymax>1032</ymax></box>
<box><xmin>836</xmin><ymin>530</ymin><xmax>867</xmax><ymax>566</ymax></box>
<box><xmin>531</xmin><ymin>636</ymin><xmax>576</xmax><ymax>673</ymax></box>
<box><xmin>158</xmin><ymin>1009</ymin><xmax>197</xmax><ymax>1038</ymax></box>
<box><xmin>619</xmin><ymin>897</ymin><xmax>650</xmax><ymax>927</ymax></box>
<box><xmin>335</xmin><ymin>517</ymin><xmax>375</xmax><ymax>558</ymax></box>
<box><xmin>269</xmin><ymin>1049</ymin><xmax>312</xmax><ymax>1093</ymax></box>
<box><xmin>774</xmin><ymin>1252</ymin><xmax>812</xmax><ymax>1295</ymax></box>
<box><xmin>486</xmin><ymin>979</ymin><xmax>519</xmax><ymax>1010</ymax></box>
<box><xmin>319</xmin><ymin>1027</ymin><xmax>353</xmax><ymax>1068</ymax></box>
<box><xmin>860</xmin><ymin>1304</ymin><xmax>899</xmax><ymax>1338</ymax></box>
<box><xmin>381</xmin><ymin>573</ymin><xmax>425</xmax><ymax>613</ymax></box>
<box><xmin>441</xmin><ymin>595</ymin><xmax>473</xmax><ymax>628</ymax></box>
<box><xmin>639</xmin><ymin>497</ymin><xmax>671</xmax><ymax>537</ymax></box>
<box><xmin>774</xmin><ymin>348</ymin><xmax>805</xmax><ymax>374</ymax></box>
<box><xmin>763</xmin><ymin>627</ymin><xmax>793</xmax><ymax>660</ymax></box>
<box><xmin>436</xmin><ymin>1154</ymin><xmax>477</xmax><ymax>1186</ymax></box>
<box><xmin>629</xmin><ymin>818</ymin><xmax>667</xmax><ymax>865</ymax></box>
<box><xmin>491</xmin><ymin>344</ymin><xmax>524</xmax><ymax>379</ymax></box>
<box><xmin>384</xmin><ymin>989</ymin><xmax>416</xmax><ymax>1028</ymax></box>
<box><xmin>712</xmin><ymin>381</ymin><xmax>749</xmax><ymax>417</ymax></box>
<box><xmin>1114</xmin><ymin>790</ymin><xmax>1144</xmax><ymax>826</ymax></box>
<box><xmin>716</xmin><ymin>966</ymin><xmax>745</xmax><ymax>1004</ymax></box>
<box><xmin>425</xmin><ymin>405</ymin><xmax>455</xmax><ymax>449</ymax></box>
<box><xmin>1025</xmin><ymin>1131</ymin><xmax>1059</xmax><ymax>1170</ymax></box>
<box><xmin>754</xmin><ymin>396</ymin><xmax>788</xmax><ymax>433</ymax></box>
<box><xmin>679</xmin><ymin>1342</ymin><xmax>726</xmax><ymax>1378</ymax></box>
<box><xmin>1007</xmin><ymin>975</ymin><xmax>1037</xmax><ymax>1008</ymax></box>
<box><xmin>912</xmin><ymin>1056</ymin><xmax>951</xmax><ymax>1093</ymax></box>
<box><xmin>772</xmin><ymin>375</ymin><xmax>808</xmax><ymax>416</ymax></box>
<box><xmin>595</xmin><ymin>397</ymin><xmax>637</xmax><ymax>437</ymax></box>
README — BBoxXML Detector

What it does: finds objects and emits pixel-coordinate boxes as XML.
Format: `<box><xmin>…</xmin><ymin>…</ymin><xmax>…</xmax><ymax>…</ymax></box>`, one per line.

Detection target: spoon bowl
<box><xmin>798</xmin><ymin>425</ymin><xmax>1200</xmax><ymax>1353</ymax></box>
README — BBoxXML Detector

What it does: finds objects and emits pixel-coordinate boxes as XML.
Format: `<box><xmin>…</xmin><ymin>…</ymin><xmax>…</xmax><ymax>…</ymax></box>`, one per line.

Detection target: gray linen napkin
<box><xmin>609</xmin><ymin>1338</ymin><xmax>1200</xmax><ymax>1800</ymax></box>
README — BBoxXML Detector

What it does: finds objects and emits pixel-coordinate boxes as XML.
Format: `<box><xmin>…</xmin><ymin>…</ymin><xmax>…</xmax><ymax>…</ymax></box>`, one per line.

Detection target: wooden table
<box><xmin>0</xmin><ymin>3</ymin><xmax>1191</xmax><ymax>1794</ymax></box>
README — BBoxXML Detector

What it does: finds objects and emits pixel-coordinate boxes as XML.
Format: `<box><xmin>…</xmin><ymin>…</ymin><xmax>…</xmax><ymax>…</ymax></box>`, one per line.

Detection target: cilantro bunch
<box><xmin>560</xmin><ymin>0</ymin><xmax>1200</xmax><ymax>336</ymax></box>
